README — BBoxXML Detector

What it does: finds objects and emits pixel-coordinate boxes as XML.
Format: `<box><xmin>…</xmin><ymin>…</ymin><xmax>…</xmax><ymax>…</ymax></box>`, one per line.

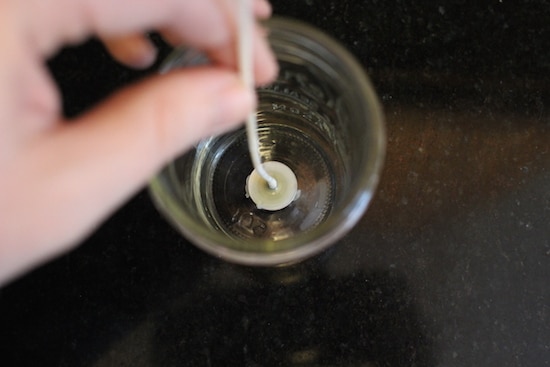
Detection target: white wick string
<box><xmin>238</xmin><ymin>0</ymin><xmax>278</xmax><ymax>190</ymax></box>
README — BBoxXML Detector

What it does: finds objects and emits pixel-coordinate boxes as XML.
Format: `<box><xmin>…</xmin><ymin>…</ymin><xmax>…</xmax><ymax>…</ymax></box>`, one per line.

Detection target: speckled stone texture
<box><xmin>1</xmin><ymin>1</ymin><xmax>548</xmax><ymax>366</ymax></box>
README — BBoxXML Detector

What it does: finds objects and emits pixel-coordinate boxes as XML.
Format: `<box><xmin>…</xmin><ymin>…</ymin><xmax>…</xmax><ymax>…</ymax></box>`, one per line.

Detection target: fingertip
<box><xmin>103</xmin><ymin>35</ymin><xmax>158</xmax><ymax>69</ymax></box>
<box><xmin>254</xmin><ymin>0</ymin><xmax>273</xmax><ymax>19</ymax></box>
<box><xmin>133</xmin><ymin>68</ymin><xmax>256</xmax><ymax>159</ymax></box>
<box><xmin>126</xmin><ymin>48</ymin><xmax>157</xmax><ymax>69</ymax></box>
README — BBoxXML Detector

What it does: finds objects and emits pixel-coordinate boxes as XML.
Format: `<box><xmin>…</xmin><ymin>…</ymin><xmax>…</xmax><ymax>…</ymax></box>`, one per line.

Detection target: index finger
<box><xmin>22</xmin><ymin>0</ymin><xmax>276</xmax><ymax>78</ymax></box>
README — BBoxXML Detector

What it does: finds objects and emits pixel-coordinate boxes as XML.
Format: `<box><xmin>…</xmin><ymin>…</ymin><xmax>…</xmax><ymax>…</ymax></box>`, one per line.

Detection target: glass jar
<box><xmin>149</xmin><ymin>17</ymin><xmax>385</xmax><ymax>265</ymax></box>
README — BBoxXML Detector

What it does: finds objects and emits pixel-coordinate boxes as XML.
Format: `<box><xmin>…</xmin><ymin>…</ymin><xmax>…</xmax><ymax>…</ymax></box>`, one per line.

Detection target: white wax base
<box><xmin>246</xmin><ymin>161</ymin><xmax>298</xmax><ymax>211</ymax></box>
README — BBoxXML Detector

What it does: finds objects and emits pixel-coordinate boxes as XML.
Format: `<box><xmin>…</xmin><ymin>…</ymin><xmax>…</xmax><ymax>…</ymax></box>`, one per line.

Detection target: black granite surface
<box><xmin>1</xmin><ymin>1</ymin><xmax>549</xmax><ymax>366</ymax></box>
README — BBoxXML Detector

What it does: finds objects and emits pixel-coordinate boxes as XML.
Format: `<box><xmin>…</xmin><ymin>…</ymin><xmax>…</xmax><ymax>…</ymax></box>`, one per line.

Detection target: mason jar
<box><xmin>149</xmin><ymin>17</ymin><xmax>385</xmax><ymax>265</ymax></box>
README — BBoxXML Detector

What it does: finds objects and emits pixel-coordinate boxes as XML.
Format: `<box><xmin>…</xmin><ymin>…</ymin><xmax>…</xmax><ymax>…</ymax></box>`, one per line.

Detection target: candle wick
<box><xmin>238</xmin><ymin>0</ymin><xmax>278</xmax><ymax>190</ymax></box>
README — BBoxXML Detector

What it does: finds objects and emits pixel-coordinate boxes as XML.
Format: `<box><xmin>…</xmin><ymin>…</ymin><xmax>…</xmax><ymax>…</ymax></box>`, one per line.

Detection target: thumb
<box><xmin>82</xmin><ymin>67</ymin><xmax>254</xmax><ymax>164</ymax></box>
<box><xmin>68</xmin><ymin>66</ymin><xmax>254</xmax><ymax>199</ymax></box>
<box><xmin>1</xmin><ymin>67</ymin><xmax>253</xmax><ymax>283</ymax></box>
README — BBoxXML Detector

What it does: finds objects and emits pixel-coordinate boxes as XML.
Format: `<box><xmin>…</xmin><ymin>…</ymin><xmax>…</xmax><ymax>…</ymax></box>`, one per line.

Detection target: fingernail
<box><xmin>131</xmin><ymin>48</ymin><xmax>158</xmax><ymax>69</ymax></box>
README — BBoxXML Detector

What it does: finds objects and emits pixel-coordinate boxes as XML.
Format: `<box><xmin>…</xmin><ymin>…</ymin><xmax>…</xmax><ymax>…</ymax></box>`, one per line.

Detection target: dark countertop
<box><xmin>1</xmin><ymin>1</ymin><xmax>549</xmax><ymax>366</ymax></box>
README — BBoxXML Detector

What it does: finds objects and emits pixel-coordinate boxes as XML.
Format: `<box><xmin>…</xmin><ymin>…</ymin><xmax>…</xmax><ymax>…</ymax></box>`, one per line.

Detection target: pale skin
<box><xmin>0</xmin><ymin>0</ymin><xmax>278</xmax><ymax>285</ymax></box>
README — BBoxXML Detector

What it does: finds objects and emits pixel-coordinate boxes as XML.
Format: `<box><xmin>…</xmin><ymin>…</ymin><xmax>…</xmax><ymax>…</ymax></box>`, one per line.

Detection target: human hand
<box><xmin>0</xmin><ymin>0</ymin><xmax>277</xmax><ymax>285</ymax></box>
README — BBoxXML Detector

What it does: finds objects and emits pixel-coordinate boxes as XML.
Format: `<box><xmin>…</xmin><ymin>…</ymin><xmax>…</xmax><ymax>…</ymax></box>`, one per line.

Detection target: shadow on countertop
<box><xmin>150</xmin><ymin>267</ymin><xmax>434</xmax><ymax>367</ymax></box>
<box><xmin>1</xmin><ymin>233</ymin><xmax>434</xmax><ymax>367</ymax></box>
